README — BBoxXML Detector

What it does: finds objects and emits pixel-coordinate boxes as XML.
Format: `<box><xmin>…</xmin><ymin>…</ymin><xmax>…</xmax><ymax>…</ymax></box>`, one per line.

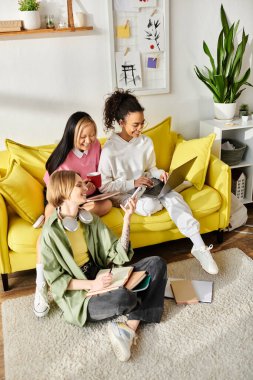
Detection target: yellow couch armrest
<box><xmin>0</xmin><ymin>150</ymin><xmax>10</xmax><ymax>172</ymax></box>
<box><xmin>0</xmin><ymin>194</ymin><xmax>11</xmax><ymax>273</ymax></box>
<box><xmin>205</xmin><ymin>154</ymin><xmax>231</xmax><ymax>229</ymax></box>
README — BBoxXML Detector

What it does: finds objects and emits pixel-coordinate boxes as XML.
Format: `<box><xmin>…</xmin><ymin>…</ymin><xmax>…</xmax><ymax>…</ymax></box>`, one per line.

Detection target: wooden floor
<box><xmin>0</xmin><ymin>205</ymin><xmax>253</xmax><ymax>379</ymax></box>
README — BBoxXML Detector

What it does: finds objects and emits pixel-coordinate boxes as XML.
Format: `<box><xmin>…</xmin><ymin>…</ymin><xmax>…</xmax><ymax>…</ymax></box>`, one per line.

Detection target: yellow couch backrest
<box><xmin>0</xmin><ymin>116</ymin><xmax>177</xmax><ymax>180</ymax></box>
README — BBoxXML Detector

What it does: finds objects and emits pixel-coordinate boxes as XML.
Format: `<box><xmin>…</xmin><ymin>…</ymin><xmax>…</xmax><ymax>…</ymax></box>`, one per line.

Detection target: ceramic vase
<box><xmin>214</xmin><ymin>103</ymin><xmax>236</xmax><ymax>121</ymax></box>
<box><xmin>20</xmin><ymin>10</ymin><xmax>41</xmax><ymax>30</ymax></box>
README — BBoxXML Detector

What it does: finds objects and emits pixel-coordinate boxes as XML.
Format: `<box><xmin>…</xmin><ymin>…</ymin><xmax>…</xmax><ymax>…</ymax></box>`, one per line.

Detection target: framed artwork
<box><xmin>107</xmin><ymin>0</ymin><xmax>170</xmax><ymax>95</ymax></box>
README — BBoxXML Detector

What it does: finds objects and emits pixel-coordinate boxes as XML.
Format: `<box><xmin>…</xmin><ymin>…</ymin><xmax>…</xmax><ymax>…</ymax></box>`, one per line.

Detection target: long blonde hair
<box><xmin>74</xmin><ymin>116</ymin><xmax>97</xmax><ymax>148</ymax></box>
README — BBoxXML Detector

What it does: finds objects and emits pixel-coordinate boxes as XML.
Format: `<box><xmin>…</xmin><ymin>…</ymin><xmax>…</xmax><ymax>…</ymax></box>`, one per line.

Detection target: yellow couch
<box><xmin>0</xmin><ymin>117</ymin><xmax>231</xmax><ymax>290</ymax></box>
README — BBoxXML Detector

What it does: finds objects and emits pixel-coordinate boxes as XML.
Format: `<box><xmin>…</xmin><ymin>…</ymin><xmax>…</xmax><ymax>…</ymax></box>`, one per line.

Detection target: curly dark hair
<box><xmin>103</xmin><ymin>89</ymin><xmax>144</xmax><ymax>132</ymax></box>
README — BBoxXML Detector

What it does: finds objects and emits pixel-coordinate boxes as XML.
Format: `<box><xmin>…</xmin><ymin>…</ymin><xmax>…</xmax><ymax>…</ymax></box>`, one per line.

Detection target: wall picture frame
<box><xmin>107</xmin><ymin>0</ymin><xmax>170</xmax><ymax>95</ymax></box>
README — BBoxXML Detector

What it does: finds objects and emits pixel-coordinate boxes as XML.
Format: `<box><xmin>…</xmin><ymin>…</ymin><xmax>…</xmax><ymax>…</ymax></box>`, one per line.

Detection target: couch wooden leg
<box><xmin>1</xmin><ymin>274</ymin><xmax>9</xmax><ymax>291</ymax></box>
<box><xmin>217</xmin><ymin>229</ymin><xmax>224</xmax><ymax>244</ymax></box>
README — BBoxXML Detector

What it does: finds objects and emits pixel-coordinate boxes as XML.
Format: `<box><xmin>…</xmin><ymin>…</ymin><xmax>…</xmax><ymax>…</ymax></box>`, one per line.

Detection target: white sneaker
<box><xmin>33</xmin><ymin>282</ymin><xmax>50</xmax><ymax>317</ymax></box>
<box><xmin>107</xmin><ymin>322</ymin><xmax>137</xmax><ymax>362</ymax></box>
<box><xmin>191</xmin><ymin>244</ymin><xmax>219</xmax><ymax>275</ymax></box>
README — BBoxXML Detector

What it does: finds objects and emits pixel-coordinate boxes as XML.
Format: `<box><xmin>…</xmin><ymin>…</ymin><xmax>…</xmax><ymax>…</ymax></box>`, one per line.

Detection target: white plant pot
<box><xmin>214</xmin><ymin>103</ymin><xmax>236</xmax><ymax>121</ymax></box>
<box><xmin>20</xmin><ymin>11</ymin><xmax>41</xmax><ymax>30</ymax></box>
<box><xmin>241</xmin><ymin>115</ymin><xmax>249</xmax><ymax>123</ymax></box>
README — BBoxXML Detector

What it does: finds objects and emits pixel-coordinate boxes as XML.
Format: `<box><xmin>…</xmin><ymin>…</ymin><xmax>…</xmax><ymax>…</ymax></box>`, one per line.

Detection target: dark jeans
<box><xmin>87</xmin><ymin>256</ymin><xmax>167</xmax><ymax>324</ymax></box>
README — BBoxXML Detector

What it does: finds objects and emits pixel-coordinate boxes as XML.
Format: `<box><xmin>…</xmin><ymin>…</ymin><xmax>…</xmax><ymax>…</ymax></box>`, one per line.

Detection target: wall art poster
<box><xmin>134</xmin><ymin>0</ymin><xmax>157</xmax><ymax>8</ymax></box>
<box><xmin>114</xmin><ymin>0</ymin><xmax>138</xmax><ymax>12</ymax></box>
<box><xmin>138</xmin><ymin>11</ymin><xmax>164</xmax><ymax>52</ymax></box>
<box><xmin>115</xmin><ymin>52</ymin><xmax>143</xmax><ymax>89</ymax></box>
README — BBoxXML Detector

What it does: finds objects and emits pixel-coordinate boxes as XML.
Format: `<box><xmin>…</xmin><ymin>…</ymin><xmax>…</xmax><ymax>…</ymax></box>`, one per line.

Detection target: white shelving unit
<box><xmin>200</xmin><ymin>118</ymin><xmax>253</xmax><ymax>204</ymax></box>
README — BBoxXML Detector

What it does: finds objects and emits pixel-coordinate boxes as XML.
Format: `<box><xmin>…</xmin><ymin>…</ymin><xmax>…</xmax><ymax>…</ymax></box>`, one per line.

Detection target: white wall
<box><xmin>0</xmin><ymin>0</ymin><xmax>253</xmax><ymax>150</ymax></box>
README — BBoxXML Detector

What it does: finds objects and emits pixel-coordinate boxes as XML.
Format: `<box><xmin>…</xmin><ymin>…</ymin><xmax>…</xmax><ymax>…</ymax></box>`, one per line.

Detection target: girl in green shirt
<box><xmin>41</xmin><ymin>170</ymin><xmax>167</xmax><ymax>362</ymax></box>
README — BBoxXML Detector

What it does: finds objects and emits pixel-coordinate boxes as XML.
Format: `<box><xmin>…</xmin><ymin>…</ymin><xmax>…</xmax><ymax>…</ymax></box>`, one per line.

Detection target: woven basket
<box><xmin>221</xmin><ymin>139</ymin><xmax>247</xmax><ymax>166</ymax></box>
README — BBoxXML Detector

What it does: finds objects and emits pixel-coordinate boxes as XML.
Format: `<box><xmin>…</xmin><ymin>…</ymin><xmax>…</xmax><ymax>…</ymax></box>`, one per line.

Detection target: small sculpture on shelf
<box><xmin>45</xmin><ymin>15</ymin><xmax>55</xmax><ymax>29</ymax></box>
<box><xmin>232</xmin><ymin>170</ymin><xmax>246</xmax><ymax>201</ymax></box>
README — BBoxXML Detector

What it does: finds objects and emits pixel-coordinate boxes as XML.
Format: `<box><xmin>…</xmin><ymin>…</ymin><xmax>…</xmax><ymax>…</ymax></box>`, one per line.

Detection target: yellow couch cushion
<box><xmin>0</xmin><ymin>160</ymin><xmax>44</xmax><ymax>224</ymax></box>
<box><xmin>170</xmin><ymin>133</ymin><xmax>215</xmax><ymax>190</ymax></box>
<box><xmin>143</xmin><ymin>117</ymin><xmax>176</xmax><ymax>171</ymax></box>
<box><xmin>5</xmin><ymin>139</ymin><xmax>55</xmax><ymax>184</ymax></box>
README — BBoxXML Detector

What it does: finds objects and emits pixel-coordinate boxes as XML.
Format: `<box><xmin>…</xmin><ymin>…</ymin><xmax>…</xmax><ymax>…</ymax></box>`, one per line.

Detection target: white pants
<box><xmin>135</xmin><ymin>191</ymin><xmax>200</xmax><ymax>238</ymax></box>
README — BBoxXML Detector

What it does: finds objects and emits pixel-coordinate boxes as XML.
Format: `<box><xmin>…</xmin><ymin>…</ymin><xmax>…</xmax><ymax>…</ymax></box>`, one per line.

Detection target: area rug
<box><xmin>2</xmin><ymin>248</ymin><xmax>253</xmax><ymax>380</ymax></box>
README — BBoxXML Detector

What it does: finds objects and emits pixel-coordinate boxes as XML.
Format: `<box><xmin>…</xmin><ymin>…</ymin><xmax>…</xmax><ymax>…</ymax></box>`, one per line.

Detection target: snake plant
<box><xmin>194</xmin><ymin>5</ymin><xmax>252</xmax><ymax>103</ymax></box>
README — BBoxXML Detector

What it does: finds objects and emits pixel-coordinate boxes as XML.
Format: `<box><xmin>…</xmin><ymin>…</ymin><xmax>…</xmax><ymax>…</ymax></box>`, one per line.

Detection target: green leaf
<box><xmin>220</xmin><ymin>5</ymin><xmax>229</xmax><ymax>37</ymax></box>
<box><xmin>203</xmin><ymin>41</ymin><xmax>216</xmax><ymax>73</ymax></box>
<box><xmin>225</xmin><ymin>24</ymin><xmax>235</xmax><ymax>55</ymax></box>
<box><xmin>217</xmin><ymin>31</ymin><xmax>224</xmax><ymax>74</ymax></box>
<box><xmin>214</xmin><ymin>74</ymin><xmax>226</xmax><ymax>102</ymax></box>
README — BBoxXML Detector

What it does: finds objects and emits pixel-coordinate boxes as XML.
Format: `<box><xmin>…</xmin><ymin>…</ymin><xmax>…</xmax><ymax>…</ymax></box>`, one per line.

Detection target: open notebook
<box><xmin>86</xmin><ymin>267</ymin><xmax>148</xmax><ymax>296</ymax></box>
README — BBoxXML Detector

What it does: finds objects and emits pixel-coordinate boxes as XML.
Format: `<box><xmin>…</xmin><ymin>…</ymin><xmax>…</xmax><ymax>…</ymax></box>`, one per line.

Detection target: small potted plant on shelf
<box><xmin>194</xmin><ymin>5</ymin><xmax>252</xmax><ymax>121</ymax></box>
<box><xmin>239</xmin><ymin>104</ymin><xmax>249</xmax><ymax>117</ymax></box>
<box><xmin>18</xmin><ymin>0</ymin><xmax>41</xmax><ymax>30</ymax></box>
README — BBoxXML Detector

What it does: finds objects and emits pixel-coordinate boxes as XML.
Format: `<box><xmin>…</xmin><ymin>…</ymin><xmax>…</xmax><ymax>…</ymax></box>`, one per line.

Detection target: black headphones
<box><xmin>57</xmin><ymin>208</ymin><xmax>93</xmax><ymax>232</ymax></box>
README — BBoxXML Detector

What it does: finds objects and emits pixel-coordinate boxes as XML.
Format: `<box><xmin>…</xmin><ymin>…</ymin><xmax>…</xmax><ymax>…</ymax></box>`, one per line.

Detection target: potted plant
<box><xmin>239</xmin><ymin>104</ymin><xmax>249</xmax><ymax>123</ymax></box>
<box><xmin>239</xmin><ymin>104</ymin><xmax>249</xmax><ymax>118</ymax></box>
<box><xmin>194</xmin><ymin>5</ymin><xmax>252</xmax><ymax>120</ymax></box>
<box><xmin>18</xmin><ymin>0</ymin><xmax>41</xmax><ymax>30</ymax></box>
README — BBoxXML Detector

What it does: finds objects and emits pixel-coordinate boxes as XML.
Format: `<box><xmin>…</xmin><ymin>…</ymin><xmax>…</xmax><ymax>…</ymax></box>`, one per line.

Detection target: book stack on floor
<box><xmin>165</xmin><ymin>278</ymin><xmax>213</xmax><ymax>304</ymax></box>
<box><xmin>0</xmin><ymin>20</ymin><xmax>22</xmax><ymax>32</ymax></box>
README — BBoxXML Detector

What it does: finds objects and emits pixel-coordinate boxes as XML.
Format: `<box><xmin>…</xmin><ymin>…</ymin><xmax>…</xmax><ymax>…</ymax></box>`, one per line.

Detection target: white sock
<box><xmin>190</xmin><ymin>233</ymin><xmax>205</xmax><ymax>250</ymax></box>
<box><xmin>36</xmin><ymin>263</ymin><xmax>45</xmax><ymax>289</ymax></box>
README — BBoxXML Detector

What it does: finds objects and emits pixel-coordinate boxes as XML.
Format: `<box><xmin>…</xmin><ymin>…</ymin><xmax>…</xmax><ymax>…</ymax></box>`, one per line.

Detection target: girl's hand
<box><xmin>160</xmin><ymin>172</ymin><xmax>169</xmax><ymax>183</ymax></box>
<box><xmin>134</xmin><ymin>176</ymin><xmax>154</xmax><ymax>188</ymax></box>
<box><xmin>120</xmin><ymin>197</ymin><xmax>137</xmax><ymax>218</ymax></box>
<box><xmin>91</xmin><ymin>272</ymin><xmax>113</xmax><ymax>291</ymax></box>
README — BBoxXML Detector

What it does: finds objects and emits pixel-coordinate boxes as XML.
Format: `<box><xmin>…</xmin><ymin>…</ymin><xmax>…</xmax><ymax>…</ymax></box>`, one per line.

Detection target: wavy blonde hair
<box><xmin>47</xmin><ymin>170</ymin><xmax>77</xmax><ymax>208</ymax></box>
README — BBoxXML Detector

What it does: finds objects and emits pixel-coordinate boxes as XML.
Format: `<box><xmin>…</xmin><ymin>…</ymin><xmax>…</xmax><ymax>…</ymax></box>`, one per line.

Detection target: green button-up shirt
<box><xmin>41</xmin><ymin>211</ymin><xmax>134</xmax><ymax>327</ymax></box>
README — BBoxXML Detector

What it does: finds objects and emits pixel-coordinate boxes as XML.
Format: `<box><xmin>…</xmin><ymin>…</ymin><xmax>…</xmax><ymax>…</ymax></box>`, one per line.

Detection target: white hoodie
<box><xmin>98</xmin><ymin>133</ymin><xmax>164</xmax><ymax>193</ymax></box>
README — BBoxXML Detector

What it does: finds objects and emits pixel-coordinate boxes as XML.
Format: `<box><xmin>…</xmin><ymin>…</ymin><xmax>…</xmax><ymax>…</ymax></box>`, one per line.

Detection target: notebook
<box><xmin>170</xmin><ymin>280</ymin><xmax>199</xmax><ymax>305</ymax></box>
<box><xmin>130</xmin><ymin>274</ymin><xmax>151</xmax><ymax>292</ymax></box>
<box><xmin>165</xmin><ymin>278</ymin><xmax>213</xmax><ymax>303</ymax></box>
<box><xmin>86</xmin><ymin>267</ymin><xmax>149</xmax><ymax>296</ymax></box>
<box><xmin>144</xmin><ymin>156</ymin><xmax>197</xmax><ymax>199</ymax></box>
<box><xmin>125</xmin><ymin>271</ymin><xmax>147</xmax><ymax>290</ymax></box>
<box><xmin>85</xmin><ymin>191</ymin><xmax>120</xmax><ymax>202</ymax></box>
<box><xmin>86</xmin><ymin>266</ymin><xmax>134</xmax><ymax>296</ymax></box>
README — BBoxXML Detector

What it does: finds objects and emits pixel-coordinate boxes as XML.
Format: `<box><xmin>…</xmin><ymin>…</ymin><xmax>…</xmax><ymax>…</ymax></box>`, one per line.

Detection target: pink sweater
<box><xmin>43</xmin><ymin>139</ymin><xmax>101</xmax><ymax>195</ymax></box>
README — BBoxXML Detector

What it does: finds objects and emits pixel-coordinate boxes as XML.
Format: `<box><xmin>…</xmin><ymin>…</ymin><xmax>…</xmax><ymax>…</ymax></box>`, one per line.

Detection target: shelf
<box><xmin>230</xmin><ymin>160</ymin><xmax>253</xmax><ymax>169</ymax></box>
<box><xmin>201</xmin><ymin>118</ymin><xmax>253</xmax><ymax>131</ymax></box>
<box><xmin>0</xmin><ymin>26</ymin><xmax>93</xmax><ymax>38</ymax></box>
<box><xmin>200</xmin><ymin>119</ymin><xmax>253</xmax><ymax>204</ymax></box>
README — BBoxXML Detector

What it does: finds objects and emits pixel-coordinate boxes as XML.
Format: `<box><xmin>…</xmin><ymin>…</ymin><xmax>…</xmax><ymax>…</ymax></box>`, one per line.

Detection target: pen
<box><xmin>109</xmin><ymin>264</ymin><xmax>114</xmax><ymax>274</ymax></box>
